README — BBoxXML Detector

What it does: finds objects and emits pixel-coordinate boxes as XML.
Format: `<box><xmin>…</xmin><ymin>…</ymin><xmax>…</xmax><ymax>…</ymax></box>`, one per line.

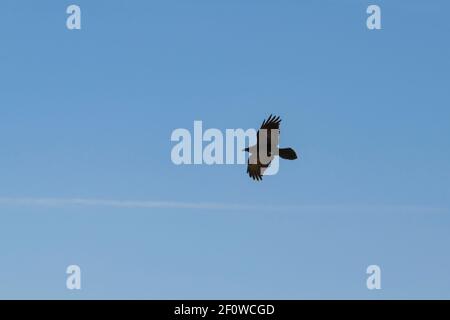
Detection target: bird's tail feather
<box><xmin>279</xmin><ymin>148</ymin><xmax>298</xmax><ymax>160</ymax></box>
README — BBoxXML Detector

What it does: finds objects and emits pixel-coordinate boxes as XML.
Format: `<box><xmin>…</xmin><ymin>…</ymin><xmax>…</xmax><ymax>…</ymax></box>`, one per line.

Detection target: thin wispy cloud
<box><xmin>0</xmin><ymin>197</ymin><xmax>446</xmax><ymax>214</ymax></box>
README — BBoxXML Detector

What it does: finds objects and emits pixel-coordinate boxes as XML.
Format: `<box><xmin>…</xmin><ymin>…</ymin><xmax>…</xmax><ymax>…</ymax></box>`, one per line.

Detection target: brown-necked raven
<box><xmin>244</xmin><ymin>114</ymin><xmax>297</xmax><ymax>181</ymax></box>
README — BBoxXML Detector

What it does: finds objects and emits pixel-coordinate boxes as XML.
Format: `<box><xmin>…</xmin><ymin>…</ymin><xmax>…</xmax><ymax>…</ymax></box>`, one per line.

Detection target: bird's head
<box><xmin>243</xmin><ymin>147</ymin><xmax>250</xmax><ymax>152</ymax></box>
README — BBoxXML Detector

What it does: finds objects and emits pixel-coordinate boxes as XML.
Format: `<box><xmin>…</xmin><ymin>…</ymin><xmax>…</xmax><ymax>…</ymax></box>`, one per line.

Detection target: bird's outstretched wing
<box><xmin>260</xmin><ymin>114</ymin><xmax>281</xmax><ymax>130</ymax></box>
<box><xmin>247</xmin><ymin>153</ymin><xmax>270</xmax><ymax>181</ymax></box>
<box><xmin>258</xmin><ymin>114</ymin><xmax>281</xmax><ymax>158</ymax></box>
<box><xmin>247</xmin><ymin>162</ymin><xmax>263</xmax><ymax>181</ymax></box>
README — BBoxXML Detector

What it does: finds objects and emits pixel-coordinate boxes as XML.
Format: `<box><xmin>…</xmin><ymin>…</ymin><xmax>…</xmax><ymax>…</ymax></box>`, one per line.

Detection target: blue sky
<box><xmin>0</xmin><ymin>0</ymin><xmax>449</xmax><ymax>299</ymax></box>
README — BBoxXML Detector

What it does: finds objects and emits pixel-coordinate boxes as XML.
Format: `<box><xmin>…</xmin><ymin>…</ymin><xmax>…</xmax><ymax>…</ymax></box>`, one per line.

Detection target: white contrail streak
<box><xmin>0</xmin><ymin>197</ymin><xmax>446</xmax><ymax>214</ymax></box>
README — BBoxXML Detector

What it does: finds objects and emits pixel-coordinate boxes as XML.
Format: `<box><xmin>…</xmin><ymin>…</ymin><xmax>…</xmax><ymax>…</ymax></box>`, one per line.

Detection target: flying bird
<box><xmin>244</xmin><ymin>114</ymin><xmax>297</xmax><ymax>181</ymax></box>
